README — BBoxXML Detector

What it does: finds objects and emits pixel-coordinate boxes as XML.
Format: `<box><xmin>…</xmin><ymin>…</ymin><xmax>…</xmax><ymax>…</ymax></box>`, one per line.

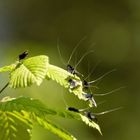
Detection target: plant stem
<box><xmin>0</xmin><ymin>82</ymin><xmax>9</xmax><ymax>94</ymax></box>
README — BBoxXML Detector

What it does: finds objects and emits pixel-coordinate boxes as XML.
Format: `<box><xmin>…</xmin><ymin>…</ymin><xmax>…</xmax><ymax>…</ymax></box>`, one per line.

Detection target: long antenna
<box><xmin>97</xmin><ymin>100</ymin><xmax>106</xmax><ymax>106</ymax></box>
<box><xmin>84</xmin><ymin>61</ymin><xmax>101</xmax><ymax>80</ymax></box>
<box><xmin>67</xmin><ymin>36</ymin><xmax>87</xmax><ymax>65</ymax></box>
<box><xmin>57</xmin><ymin>38</ymin><xmax>67</xmax><ymax>66</ymax></box>
<box><xmin>88</xmin><ymin>69</ymin><xmax>116</xmax><ymax>84</ymax></box>
<box><xmin>94</xmin><ymin>86</ymin><xmax>126</xmax><ymax>96</ymax></box>
<box><xmin>93</xmin><ymin>107</ymin><xmax>123</xmax><ymax>116</ymax></box>
<box><xmin>0</xmin><ymin>82</ymin><xmax>9</xmax><ymax>94</ymax></box>
<box><xmin>74</xmin><ymin>50</ymin><xmax>94</xmax><ymax>70</ymax></box>
<box><xmin>60</xmin><ymin>88</ymin><xmax>70</xmax><ymax>109</ymax></box>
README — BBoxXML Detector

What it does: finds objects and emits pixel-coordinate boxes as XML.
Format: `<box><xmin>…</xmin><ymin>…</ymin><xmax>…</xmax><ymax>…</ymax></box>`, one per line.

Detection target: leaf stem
<box><xmin>0</xmin><ymin>82</ymin><xmax>9</xmax><ymax>94</ymax></box>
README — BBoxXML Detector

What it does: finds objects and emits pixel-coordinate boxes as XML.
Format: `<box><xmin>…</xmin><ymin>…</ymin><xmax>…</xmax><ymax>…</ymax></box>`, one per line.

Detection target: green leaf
<box><xmin>0</xmin><ymin>64</ymin><xmax>17</xmax><ymax>73</ymax></box>
<box><xmin>57</xmin><ymin>110</ymin><xmax>102</xmax><ymax>135</ymax></box>
<box><xmin>35</xmin><ymin>116</ymin><xmax>77</xmax><ymax>140</ymax></box>
<box><xmin>79</xmin><ymin>114</ymin><xmax>102</xmax><ymax>135</ymax></box>
<box><xmin>9</xmin><ymin>55</ymin><xmax>49</xmax><ymax>88</ymax></box>
<box><xmin>0</xmin><ymin>96</ymin><xmax>56</xmax><ymax>116</ymax></box>
<box><xmin>0</xmin><ymin>111</ymin><xmax>32</xmax><ymax>140</ymax></box>
<box><xmin>0</xmin><ymin>96</ymin><xmax>77</xmax><ymax>140</ymax></box>
<box><xmin>0</xmin><ymin>55</ymin><xmax>86</xmax><ymax>102</ymax></box>
<box><xmin>46</xmin><ymin>64</ymin><xmax>77</xmax><ymax>88</ymax></box>
<box><xmin>46</xmin><ymin>64</ymin><xmax>85</xmax><ymax>100</ymax></box>
<box><xmin>0</xmin><ymin>96</ymin><xmax>102</xmax><ymax>135</ymax></box>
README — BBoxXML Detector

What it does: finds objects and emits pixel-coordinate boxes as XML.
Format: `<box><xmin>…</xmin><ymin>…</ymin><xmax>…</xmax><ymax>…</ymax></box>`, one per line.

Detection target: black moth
<box><xmin>67</xmin><ymin>107</ymin><xmax>98</xmax><ymax>122</ymax></box>
<box><xmin>67</xmin><ymin>106</ymin><xmax>121</xmax><ymax>123</ymax></box>
<box><xmin>83</xmin><ymin>93</ymin><xmax>97</xmax><ymax>107</ymax></box>
<box><xmin>84</xmin><ymin>111</ymin><xmax>98</xmax><ymax>122</ymax></box>
<box><xmin>67</xmin><ymin>107</ymin><xmax>80</xmax><ymax>113</ymax></box>
<box><xmin>19</xmin><ymin>50</ymin><xmax>28</xmax><ymax>60</ymax></box>
<box><xmin>68</xmin><ymin>79</ymin><xmax>80</xmax><ymax>89</ymax></box>
<box><xmin>0</xmin><ymin>51</ymin><xmax>29</xmax><ymax>94</ymax></box>
<box><xmin>67</xmin><ymin>64</ymin><xmax>83</xmax><ymax>77</ymax></box>
<box><xmin>67</xmin><ymin>78</ymin><xmax>97</xmax><ymax>107</ymax></box>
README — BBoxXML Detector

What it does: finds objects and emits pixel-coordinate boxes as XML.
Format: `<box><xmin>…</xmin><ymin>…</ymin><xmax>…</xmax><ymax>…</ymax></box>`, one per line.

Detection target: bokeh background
<box><xmin>0</xmin><ymin>0</ymin><xmax>140</xmax><ymax>140</ymax></box>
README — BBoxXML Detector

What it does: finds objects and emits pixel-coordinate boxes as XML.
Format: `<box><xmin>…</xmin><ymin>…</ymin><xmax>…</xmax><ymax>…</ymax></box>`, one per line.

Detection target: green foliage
<box><xmin>47</xmin><ymin>64</ymin><xmax>76</xmax><ymax>88</ymax></box>
<box><xmin>0</xmin><ymin>96</ymin><xmax>101</xmax><ymax>140</ymax></box>
<box><xmin>0</xmin><ymin>55</ymin><xmax>86</xmax><ymax>101</ymax></box>
<box><xmin>0</xmin><ymin>111</ymin><xmax>32</xmax><ymax>140</ymax></box>
<box><xmin>0</xmin><ymin>54</ymin><xmax>102</xmax><ymax>139</ymax></box>
<box><xmin>47</xmin><ymin>64</ymin><xmax>85</xmax><ymax>100</ymax></box>
<box><xmin>9</xmin><ymin>55</ymin><xmax>49</xmax><ymax>88</ymax></box>
<box><xmin>0</xmin><ymin>64</ymin><xmax>17</xmax><ymax>72</ymax></box>
<box><xmin>35</xmin><ymin>117</ymin><xmax>76</xmax><ymax>140</ymax></box>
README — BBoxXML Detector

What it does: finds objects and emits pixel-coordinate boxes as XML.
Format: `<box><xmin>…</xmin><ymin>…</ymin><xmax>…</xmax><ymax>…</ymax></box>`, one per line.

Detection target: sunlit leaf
<box><xmin>0</xmin><ymin>55</ymin><xmax>86</xmax><ymax>102</ymax></box>
<box><xmin>0</xmin><ymin>97</ymin><xmax>76</xmax><ymax>140</ymax></box>
<box><xmin>0</xmin><ymin>64</ymin><xmax>17</xmax><ymax>73</ymax></box>
<box><xmin>0</xmin><ymin>96</ymin><xmax>101</xmax><ymax>136</ymax></box>
<box><xmin>57</xmin><ymin>110</ymin><xmax>102</xmax><ymax>134</ymax></box>
<box><xmin>9</xmin><ymin>55</ymin><xmax>49</xmax><ymax>88</ymax></box>
<box><xmin>46</xmin><ymin>64</ymin><xmax>85</xmax><ymax>100</ymax></box>
<box><xmin>46</xmin><ymin>64</ymin><xmax>77</xmax><ymax>88</ymax></box>
<box><xmin>79</xmin><ymin>114</ymin><xmax>102</xmax><ymax>135</ymax></box>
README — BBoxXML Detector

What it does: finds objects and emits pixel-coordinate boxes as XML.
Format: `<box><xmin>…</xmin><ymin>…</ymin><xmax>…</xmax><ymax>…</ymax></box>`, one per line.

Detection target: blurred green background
<box><xmin>0</xmin><ymin>0</ymin><xmax>140</xmax><ymax>140</ymax></box>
